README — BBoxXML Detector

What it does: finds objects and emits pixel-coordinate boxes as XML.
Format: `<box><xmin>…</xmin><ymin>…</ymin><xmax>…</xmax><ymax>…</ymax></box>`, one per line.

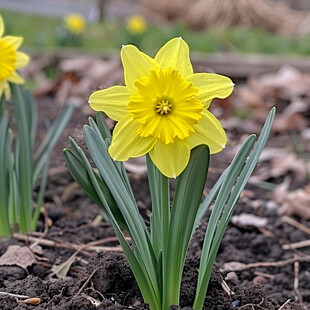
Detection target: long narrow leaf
<box><xmin>77</xmin><ymin>147</ymin><xmax>161</xmax><ymax>309</ymax></box>
<box><xmin>147</xmin><ymin>155</ymin><xmax>170</xmax><ymax>259</ymax></box>
<box><xmin>23</xmin><ymin>90</ymin><xmax>37</xmax><ymax>151</ymax></box>
<box><xmin>198</xmin><ymin>135</ymin><xmax>256</xmax><ymax>277</ymax></box>
<box><xmin>0</xmin><ymin>108</ymin><xmax>11</xmax><ymax>236</ymax></box>
<box><xmin>83</xmin><ymin>125</ymin><xmax>159</xmax><ymax>292</ymax></box>
<box><xmin>10</xmin><ymin>84</ymin><xmax>32</xmax><ymax>232</ymax></box>
<box><xmin>193</xmin><ymin>108</ymin><xmax>275</xmax><ymax>310</ymax></box>
<box><xmin>164</xmin><ymin>145</ymin><xmax>209</xmax><ymax>308</ymax></box>
<box><xmin>33</xmin><ymin>104</ymin><xmax>74</xmax><ymax>183</ymax></box>
<box><xmin>63</xmin><ymin>147</ymin><xmax>128</xmax><ymax>231</ymax></box>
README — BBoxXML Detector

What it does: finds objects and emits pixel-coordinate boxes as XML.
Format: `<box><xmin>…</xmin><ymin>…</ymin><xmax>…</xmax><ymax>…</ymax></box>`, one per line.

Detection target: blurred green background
<box><xmin>1</xmin><ymin>7</ymin><xmax>310</xmax><ymax>56</ymax></box>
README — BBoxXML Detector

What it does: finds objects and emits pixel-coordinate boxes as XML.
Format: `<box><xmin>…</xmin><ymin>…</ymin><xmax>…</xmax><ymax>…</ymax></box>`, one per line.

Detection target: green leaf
<box><xmin>77</xmin><ymin>146</ymin><xmax>161</xmax><ymax>309</ymax></box>
<box><xmin>63</xmin><ymin>147</ymin><xmax>128</xmax><ymax>231</ymax></box>
<box><xmin>193</xmin><ymin>108</ymin><xmax>275</xmax><ymax>310</ymax></box>
<box><xmin>164</xmin><ymin>145</ymin><xmax>209</xmax><ymax>308</ymax></box>
<box><xmin>10</xmin><ymin>84</ymin><xmax>32</xmax><ymax>233</ymax></box>
<box><xmin>95</xmin><ymin>112</ymin><xmax>112</xmax><ymax>140</ymax></box>
<box><xmin>147</xmin><ymin>154</ymin><xmax>170</xmax><ymax>259</ymax></box>
<box><xmin>23</xmin><ymin>90</ymin><xmax>37</xmax><ymax>151</ymax></box>
<box><xmin>83</xmin><ymin>124</ymin><xmax>160</xmax><ymax>301</ymax></box>
<box><xmin>32</xmin><ymin>161</ymin><xmax>49</xmax><ymax>230</ymax></box>
<box><xmin>0</xmin><ymin>106</ymin><xmax>11</xmax><ymax>236</ymax></box>
<box><xmin>33</xmin><ymin>104</ymin><xmax>74</xmax><ymax>183</ymax></box>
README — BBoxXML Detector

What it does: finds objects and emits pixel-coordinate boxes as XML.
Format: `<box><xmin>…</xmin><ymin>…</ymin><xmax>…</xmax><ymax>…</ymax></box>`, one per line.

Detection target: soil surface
<box><xmin>0</xmin><ymin>93</ymin><xmax>309</xmax><ymax>310</ymax></box>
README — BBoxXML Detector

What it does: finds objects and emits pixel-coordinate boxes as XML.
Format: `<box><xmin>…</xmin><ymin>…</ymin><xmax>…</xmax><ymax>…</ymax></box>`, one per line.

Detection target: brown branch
<box><xmin>13</xmin><ymin>233</ymin><xmax>124</xmax><ymax>253</ymax></box>
<box><xmin>225</xmin><ymin>256</ymin><xmax>310</xmax><ymax>272</ymax></box>
<box><xmin>283</xmin><ymin>240</ymin><xmax>310</xmax><ymax>250</ymax></box>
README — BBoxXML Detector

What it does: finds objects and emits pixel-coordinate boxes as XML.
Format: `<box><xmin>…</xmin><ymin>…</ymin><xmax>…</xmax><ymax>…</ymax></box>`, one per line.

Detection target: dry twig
<box><xmin>225</xmin><ymin>255</ymin><xmax>310</xmax><ymax>272</ymax></box>
<box><xmin>294</xmin><ymin>254</ymin><xmax>303</xmax><ymax>303</ymax></box>
<box><xmin>283</xmin><ymin>240</ymin><xmax>310</xmax><ymax>250</ymax></box>
<box><xmin>13</xmin><ymin>233</ymin><xmax>124</xmax><ymax>253</ymax></box>
<box><xmin>278</xmin><ymin>299</ymin><xmax>291</xmax><ymax>310</ymax></box>
<box><xmin>76</xmin><ymin>269</ymin><xmax>97</xmax><ymax>296</ymax></box>
<box><xmin>281</xmin><ymin>216</ymin><xmax>310</xmax><ymax>236</ymax></box>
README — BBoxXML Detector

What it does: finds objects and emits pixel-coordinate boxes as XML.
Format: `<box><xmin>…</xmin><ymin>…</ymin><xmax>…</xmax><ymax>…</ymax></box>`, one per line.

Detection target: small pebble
<box><xmin>232</xmin><ymin>300</ymin><xmax>240</xmax><ymax>307</ymax></box>
<box><xmin>225</xmin><ymin>271</ymin><xmax>238</xmax><ymax>282</ymax></box>
<box><xmin>253</xmin><ymin>275</ymin><xmax>267</xmax><ymax>284</ymax></box>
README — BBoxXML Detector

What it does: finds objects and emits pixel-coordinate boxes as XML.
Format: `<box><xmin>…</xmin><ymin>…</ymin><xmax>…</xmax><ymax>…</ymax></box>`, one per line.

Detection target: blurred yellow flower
<box><xmin>89</xmin><ymin>38</ymin><xmax>234</xmax><ymax>178</ymax></box>
<box><xmin>0</xmin><ymin>15</ymin><xmax>29</xmax><ymax>98</ymax></box>
<box><xmin>127</xmin><ymin>15</ymin><xmax>147</xmax><ymax>34</ymax></box>
<box><xmin>64</xmin><ymin>13</ymin><xmax>86</xmax><ymax>34</ymax></box>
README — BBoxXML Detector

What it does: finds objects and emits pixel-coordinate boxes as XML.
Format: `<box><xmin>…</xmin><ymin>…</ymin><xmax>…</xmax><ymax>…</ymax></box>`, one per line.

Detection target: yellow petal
<box><xmin>109</xmin><ymin>115</ymin><xmax>157</xmax><ymax>161</ymax></box>
<box><xmin>89</xmin><ymin>86</ymin><xmax>130</xmax><ymax>121</ymax></box>
<box><xmin>188</xmin><ymin>110</ymin><xmax>226</xmax><ymax>154</ymax></box>
<box><xmin>7</xmin><ymin>71</ymin><xmax>24</xmax><ymax>84</ymax></box>
<box><xmin>15</xmin><ymin>51</ymin><xmax>30</xmax><ymax>69</ymax></box>
<box><xmin>149</xmin><ymin>138</ymin><xmax>191</xmax><ymax>178</ymax></box>
<box><xmin>0</xmin><ymin>16</ymin><xmax>4</xmax><ymax>38</ymax></box>
<box><xmin>2</xmin><ymin>36</ymin><xmax>23</xmax><ymax>49</ymax></box>
<box><xmin>121</xmin><ymin>45</ymin><xmax>159</xmax><ymax>93</ymax></box>
<box><xmin>186</xmin><ymin>73</ymin><xmax>234</xmax><ymax>108</ymax></box>
<box><xmin>154</xmin><ymin>37</ymin><xmax>193</xmax><ymax>77</ymax></box>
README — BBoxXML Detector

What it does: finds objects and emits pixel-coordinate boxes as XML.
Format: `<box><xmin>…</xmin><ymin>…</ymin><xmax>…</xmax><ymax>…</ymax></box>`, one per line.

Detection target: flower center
<box><xmin>0</xmin><ymin>39</ymin><xmax>16</xmax><ymax>82</ymax></box>
<box><xmin>156</xmin><ymin>98</ymin><xmax>172</xmax><ymax>115</ymax></box>
<box><xmin>128</xmin><ymin>67</ymin><xmax>203</xmax><ymax>145</ymax></box>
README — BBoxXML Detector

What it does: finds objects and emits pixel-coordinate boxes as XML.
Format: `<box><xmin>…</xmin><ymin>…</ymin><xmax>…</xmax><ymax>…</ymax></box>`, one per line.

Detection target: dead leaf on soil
<box><xmin>272</xmin><ymin>176</ymin><xmax>291</xmax><ymax>204</ymax></box>
<box><xmin>220</xmin><ymin>261</ymin><xmax>246</xmax><ymax>273</ymax></box>
<box><xmin>0</xmin><ymin>245</ymin><xmax>36</xmax><ymax>271</ymax></box>
<box><xmin>51</xmin><ymin>255</ymin><xmax>77</xmax><ymax>279</ymax></box>
<box><xmin>280</xmin><ymin>187</ymin><xmax>310</xmax><ymax>219</ymax></box>
<box><xmin>250</xmin><ymin>148</ymin><xmax>307</xmax><ymax>182</ymax></box>
<box><xmin>231</xmin><ymin>213</ymin><xmax>268</xmax><ymax>228</ymax></box>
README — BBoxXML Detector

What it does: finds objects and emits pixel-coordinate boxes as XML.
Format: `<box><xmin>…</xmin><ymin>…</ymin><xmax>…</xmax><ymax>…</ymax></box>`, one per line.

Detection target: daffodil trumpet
<box><xmin>64</xmin><ymin>38</ymin><xmax>275</xmax><ymax>309</ymax></box>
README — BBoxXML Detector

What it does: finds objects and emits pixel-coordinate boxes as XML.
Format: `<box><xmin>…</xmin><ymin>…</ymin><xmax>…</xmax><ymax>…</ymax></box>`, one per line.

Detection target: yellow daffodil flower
<box><xmin>64</xmin><ymin>13</ymin><xmax>86</xmax><ymax>35</ymax></box>
<box><xmin>89</xmin><ymin>38</ymin><xmax>234</xmax><ymax>178</ymax></box>
<box><xmin>127</xmin><ymin>15</ymin><xmax>147</xmax><ymax>35</ymax></box>
<box><xmin>0</xmin><ymin>15</ymin><xmax>29</xmax><ymax>98</ymax></box>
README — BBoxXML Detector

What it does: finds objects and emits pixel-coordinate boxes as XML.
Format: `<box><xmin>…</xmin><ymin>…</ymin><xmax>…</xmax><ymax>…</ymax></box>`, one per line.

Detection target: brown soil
<box><xmin>0</xmin><ymin>96</ymin><xmax>309</xmax><ymax>310</ymax></box>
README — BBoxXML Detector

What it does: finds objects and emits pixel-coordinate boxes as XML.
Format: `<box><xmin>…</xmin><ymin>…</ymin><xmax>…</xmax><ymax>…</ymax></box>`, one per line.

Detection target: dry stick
<box><xmin>220</xmin><ymin>279</ymin><xmax>234</xmax><ymax>296</ymax></box>
<box><xmin>0</xmin><ymin>292</ymin><xmax>29</xmax><ymax>299</ymax></box>
<box><xmin>278</xmin><ymin>299</ymin><xmax>291</xmax><ymax>310</ymax></box>
<box><xmin>254</xmin><ymin>271</ymin><xmax>275</xmax><ymax>279</ymax></box>
<box><xmin>282</xmin><ymin>216</ymin><xmax>310</xmax><ymax>236</ymax></box>
<box><xmin>239</xmin><ymin>298</ymin><xmax>266</xmax><ymax>309</ymax></box>
<box><xmin>226</xmin><ymin>256</ymin><xmax>310</xmax><ymax>272</ymax></box>
<box><xmin>76</xmin><ymin>269</ymin><xmax>97</xmax><ymax>296</ymax></box>
<box><xmin>294</xmin><ymin>254</ymin><xmax>303</xmax><ymax>304</ymax></box>
<box><xmin>282</xmin><ymin>240</ymin><xmax>310</xmax><ymax>250</ymax></box>
<box><xmin>13</xmin><ymin>233</ymin><xmax>124</xmax><ymax>252</ymax></box>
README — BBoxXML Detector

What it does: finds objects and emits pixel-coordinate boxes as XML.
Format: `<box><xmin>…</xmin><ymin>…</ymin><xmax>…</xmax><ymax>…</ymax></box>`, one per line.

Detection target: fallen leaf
<box><xmin>220</xmin><ymin>261</ymin><xmax>246</xmax><ymax>272</ymax></box>
<box><xmin>0</xmin><ymin>245</ymin><xmax>36</xmax><ymax>271</ymax></box>
<box><xmin>280</xmin><ymin>188</ymin><xmax>310</xmax><ymax>219</ymax></box>
<box><xmin>51</xmin><ymin>255</ymin><xmax>77</xmax><ymax>279</ymax></box>
<box><xmin>272</xmin><ymin>176</ymin><xmax>291</xmax><ymax>204</ymax></box>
